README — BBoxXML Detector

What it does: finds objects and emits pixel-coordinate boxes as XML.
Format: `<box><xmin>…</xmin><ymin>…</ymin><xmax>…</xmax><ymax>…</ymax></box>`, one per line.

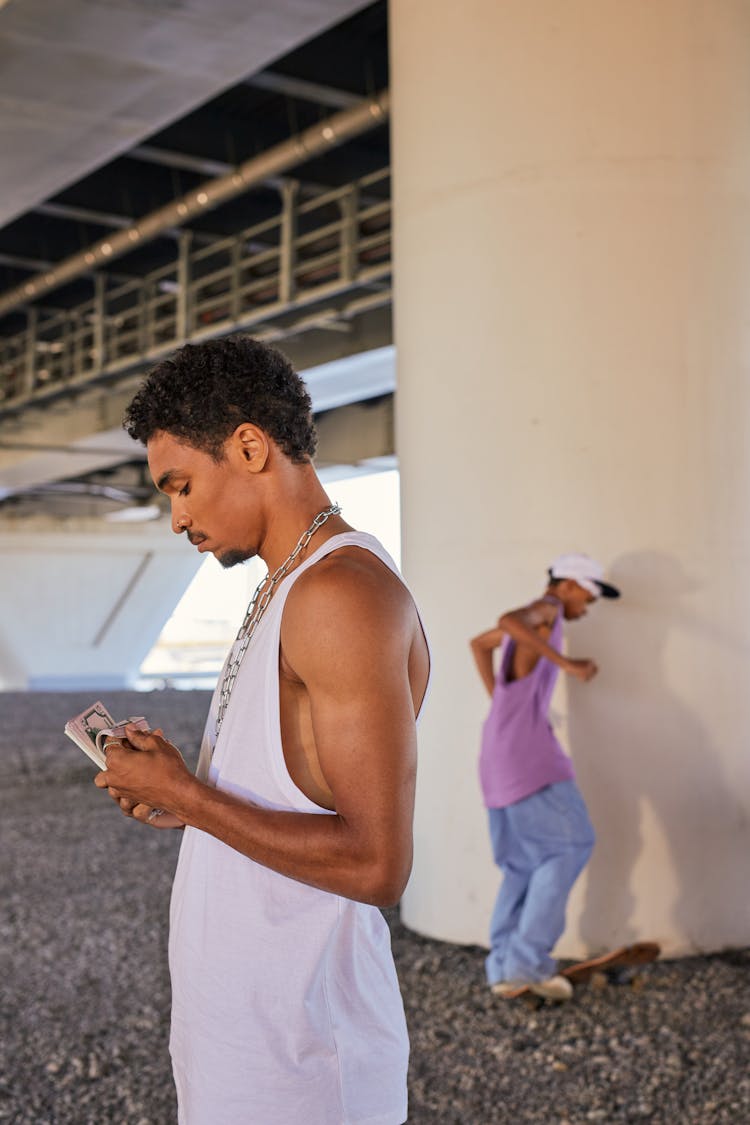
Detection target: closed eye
<box><xmin>178</xmin><ymin>483</ymin><xmax>190</xmax><ymax>497</ymax></box>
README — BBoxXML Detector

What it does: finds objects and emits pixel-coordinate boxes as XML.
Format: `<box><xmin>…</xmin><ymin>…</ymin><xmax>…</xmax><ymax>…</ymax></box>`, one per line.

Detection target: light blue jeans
<box><xmin>486</xmin><ymin>780</ymin><xmax>595</xmax><ymax>985</ymax></box>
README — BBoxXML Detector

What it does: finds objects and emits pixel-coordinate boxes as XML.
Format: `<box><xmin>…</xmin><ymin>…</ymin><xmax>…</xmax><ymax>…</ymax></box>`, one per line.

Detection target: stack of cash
<box><xmin>64</xmin><ymin>701</ymin><xmax>150</xmax><ymax>770</ymax></box>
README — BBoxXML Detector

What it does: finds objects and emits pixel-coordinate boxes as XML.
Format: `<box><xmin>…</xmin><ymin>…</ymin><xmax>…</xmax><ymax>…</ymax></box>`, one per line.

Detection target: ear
<box><xmin>556</xmin><ymin>579</ymin><xmax>576</xmax><ymax>599</ymax></box>
<box><xmin>232</xmin><ymin>423</ymin><xmax>269</xmax><ymax>474</ymax></box>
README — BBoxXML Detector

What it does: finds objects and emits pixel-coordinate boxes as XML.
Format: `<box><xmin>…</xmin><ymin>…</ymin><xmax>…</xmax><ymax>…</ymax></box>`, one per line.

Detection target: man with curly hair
<box><xmin>95</xmin><ymin>335</ymin><xmax>431</xmax><ymax>1124</ymax></box>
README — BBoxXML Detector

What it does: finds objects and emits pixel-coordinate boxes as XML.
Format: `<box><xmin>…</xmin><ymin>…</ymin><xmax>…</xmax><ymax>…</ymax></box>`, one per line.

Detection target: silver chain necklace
<box><xmin>215</xmin><ymin>503</ymin><xmax>341</xmax><ymax>731</ymax></box>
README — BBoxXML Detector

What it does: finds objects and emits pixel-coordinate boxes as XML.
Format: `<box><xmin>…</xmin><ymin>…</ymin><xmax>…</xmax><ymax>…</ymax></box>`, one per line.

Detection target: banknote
<box><xmin>93</xmin><ymin>717</ymin><xmax>150</xmax><ymax>754</ymax></box>
<box><xmin>64</xmin><ymin>701</ymin><xmax>150</xmax><ymax>771</ymax></box>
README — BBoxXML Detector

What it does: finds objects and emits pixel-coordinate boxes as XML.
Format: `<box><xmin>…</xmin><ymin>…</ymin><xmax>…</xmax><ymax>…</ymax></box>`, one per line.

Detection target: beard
<box><xmin>218</xmin><ymin>547</ymin><xmax>255</xmax><ymax>569</ymax></box>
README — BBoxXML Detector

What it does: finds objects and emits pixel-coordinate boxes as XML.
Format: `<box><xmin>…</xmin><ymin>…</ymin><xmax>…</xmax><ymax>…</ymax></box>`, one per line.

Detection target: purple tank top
<box><xmin>478</xmin><ymin>597</ymin><xmax>575</xmax><ymax>808</ymax></box>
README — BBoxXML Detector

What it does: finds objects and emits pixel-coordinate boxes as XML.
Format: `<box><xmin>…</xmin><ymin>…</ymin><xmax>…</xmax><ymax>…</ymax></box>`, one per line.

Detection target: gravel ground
<box><xmin>1</xmin><ymin>690</ymin><xmax>749</xmax><ymax>1125</ymax></box>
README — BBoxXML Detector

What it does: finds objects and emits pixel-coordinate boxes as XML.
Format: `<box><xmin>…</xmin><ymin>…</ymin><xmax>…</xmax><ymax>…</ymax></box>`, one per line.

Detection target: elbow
<box><xmin>368</xmin><ymin>883</ymin><xmax>406</xmax><ymax>910</ymax></box>
<box><xmin>361</xmin><ymin>854</ymin><xmax>412</xmax><ymax>909</ymax></box>
<box><xmin>376</xmin><ymin>873</ymin><xmax>409</xmax><ymax>909</ymax></box>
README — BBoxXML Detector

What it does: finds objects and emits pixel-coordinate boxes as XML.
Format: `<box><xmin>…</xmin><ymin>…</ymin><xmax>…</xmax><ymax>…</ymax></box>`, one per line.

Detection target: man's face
<box><xmin>558</xmin><ymin>580</ymin><xmax>597</xmax><ymax>620</ymax></box>
<box><xmin>147</xmin><ymin>430</ymin><xmax>258</xmax><ymax>568</ymax></box>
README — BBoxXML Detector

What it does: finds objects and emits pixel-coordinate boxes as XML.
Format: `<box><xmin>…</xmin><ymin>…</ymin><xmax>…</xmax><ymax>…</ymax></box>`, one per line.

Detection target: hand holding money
<box><xmin>66</xmin><ymin>702</ymin><xmax>187</xmax><ymax>828</ymax></box>
<box><xmin>95</xmin><ymin>723</ymin><xmax>190</xmax><ymax>830</ymax></box>
<box><xmin>64</xmin><ymin>701</ymin><xmax>151</xmax><ymax>771</ymax></box>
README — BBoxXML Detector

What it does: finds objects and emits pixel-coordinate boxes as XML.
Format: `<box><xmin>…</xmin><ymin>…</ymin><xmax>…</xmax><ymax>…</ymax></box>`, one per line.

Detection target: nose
<box><xmin>172</xmin><ymin>509</ymin><xmax>190</xmax><ymax>536</ymax></box>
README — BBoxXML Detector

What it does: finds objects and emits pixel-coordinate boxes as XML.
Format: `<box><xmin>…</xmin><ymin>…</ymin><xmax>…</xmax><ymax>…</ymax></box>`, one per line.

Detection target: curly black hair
<box><xmin>123</xmin><ymin>336</ymin><xmax>317</xmax><ymax>462</ymax></box>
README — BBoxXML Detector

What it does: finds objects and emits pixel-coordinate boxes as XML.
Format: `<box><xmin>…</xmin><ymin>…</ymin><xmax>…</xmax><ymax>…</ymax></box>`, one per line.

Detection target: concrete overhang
<box><xmin>0</xmin><ymin>0</ymin><xmax>371</xmax><ymax>226</ymax></box>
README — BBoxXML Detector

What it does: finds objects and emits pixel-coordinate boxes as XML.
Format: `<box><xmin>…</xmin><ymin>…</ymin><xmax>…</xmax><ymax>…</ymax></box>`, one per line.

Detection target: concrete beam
<box><xmin>0</xmin><ymin>344</ymin><xmax>395</xmax><ymax>501</ymax></box>
<box><xmin>0</xmin><ymin>517</ymin><xmax>201</xmax><ymax>690</ymax></box>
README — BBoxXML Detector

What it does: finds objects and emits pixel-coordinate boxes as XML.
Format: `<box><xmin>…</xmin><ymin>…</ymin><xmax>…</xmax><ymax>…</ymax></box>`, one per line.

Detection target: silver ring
<box><xmin>147</xmin><ymin>808</ymin><xmax>164</xmax><ymax>822</ymax></box>
<box><xmin>103</xmin><ymin>739</ymin><xmax>121</xmax><ymax>751</ymax></box>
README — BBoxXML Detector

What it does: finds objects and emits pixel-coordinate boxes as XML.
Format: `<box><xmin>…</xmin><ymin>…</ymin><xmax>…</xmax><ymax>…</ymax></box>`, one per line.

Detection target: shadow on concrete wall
<box><xmin>566</xmin><ymin>550</ymin><xmax>749</xmax><ymax>954</ymax></box>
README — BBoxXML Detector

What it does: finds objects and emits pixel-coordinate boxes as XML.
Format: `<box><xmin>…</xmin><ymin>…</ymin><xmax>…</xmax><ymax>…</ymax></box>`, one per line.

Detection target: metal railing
<box><xmin>0</xmin><ymin>167</ymin><xmax>391</xmax><ymax>416</ymax></box>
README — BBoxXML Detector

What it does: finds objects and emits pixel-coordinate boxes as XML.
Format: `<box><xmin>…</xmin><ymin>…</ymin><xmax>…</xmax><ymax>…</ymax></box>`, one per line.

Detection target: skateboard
<box><xmin>498</xmin><ymin>941</ymin><xmax>661</xmax><ymax>1001</ymax></box>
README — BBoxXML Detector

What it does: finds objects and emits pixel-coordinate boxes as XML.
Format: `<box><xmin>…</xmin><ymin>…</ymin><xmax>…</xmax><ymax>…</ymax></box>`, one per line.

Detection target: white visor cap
<box><xmin>549</xmin><ymin>553</ymin><xmax>620</xmax><ymax>599</ymax></box>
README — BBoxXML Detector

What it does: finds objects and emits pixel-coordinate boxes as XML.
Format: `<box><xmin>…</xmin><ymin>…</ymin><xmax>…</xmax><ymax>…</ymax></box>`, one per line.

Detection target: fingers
<box><xmin>101</xmin><ymin>737</ymin><xmax>133</xmax><ymax>765</ymax></box>
<box><xmin>94</xmin><ymin>742</ymin><xmax>136</xmax><ymax>797</ymax></box>
<box><xmin>92</xmin><ymin>724</ymin><xmax>182</xmax><ymax>817</ymax></box>
<box><xmin>122</xmin><ymin>724</ymin><xmax>153</xmax><ymax>749</ymax></box>
<box><xmin>92</xmin><ymin>780</ymin><xmax>160</xmax><ymax>822</ymax></box>
<box><xmin>93</xmin><ymin>775</ymin><xmax>132</xmax><ymax>807</ymax></box>
<box><xmin>130</xmin><ymin>802</ymin><xmax>155</xmax><ymax>823</ymax></box>
<box><xmin>569</xmin><ymin>659</ymin><xmax>599</xmax><ymax>682</ymax></box>
<box><xmin>116</xmin><ymin>798</ymin><xmax>163</xmax><ymax>823</ymax></box>
<box><xmin>131</xmin><ymin>804</ymin><xmax>178</xmax><ymax>829</ymax></box>
<box><xmin>136</xmin><ymin>808</ymin><xmax>184</xmax><ymax>830</ymax></box>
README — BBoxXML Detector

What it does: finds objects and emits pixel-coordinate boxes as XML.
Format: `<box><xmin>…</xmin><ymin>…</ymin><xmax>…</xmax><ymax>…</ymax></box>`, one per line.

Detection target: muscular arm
<box><xmin>499</xmin><ymin>599</ymin><xmax>598</xmax><ymax>681</ymax></box>
<box><xmin>498</xmin><ymin>599</ymin><xmax>569</xmax><ymax>669</ymax></box>
<box><xmin>469</xmin><ymin>625</ymin><xmax>504</xmax><ymax>697</ymax></box>
<box><xmin>96</xmin><ymin>559</ymin><xmax>420</xmax><ymax>908</ymax></box>
<box><xmin>469</xmin><ymin>601</ymin><xmax>565</xmax><ymax>698</ymax></box>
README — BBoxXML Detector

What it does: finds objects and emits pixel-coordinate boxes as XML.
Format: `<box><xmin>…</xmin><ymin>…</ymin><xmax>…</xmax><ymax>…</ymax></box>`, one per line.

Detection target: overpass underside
<box><xmin>0</xmin><ymin>6</ymin><xmax>396</xmax><ymax>688</ymax></box>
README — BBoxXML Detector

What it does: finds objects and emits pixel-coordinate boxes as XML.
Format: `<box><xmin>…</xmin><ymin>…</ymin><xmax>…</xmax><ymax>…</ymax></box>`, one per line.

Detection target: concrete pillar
<box><xmin>0</xmin><ymin>517</ymin><xmax>201</xmax><ymax>690</ymax></box>
<box><xmin>391</xmin><ymin>0</ymin><xmax>750</xmax><ymax>956</ymax></box>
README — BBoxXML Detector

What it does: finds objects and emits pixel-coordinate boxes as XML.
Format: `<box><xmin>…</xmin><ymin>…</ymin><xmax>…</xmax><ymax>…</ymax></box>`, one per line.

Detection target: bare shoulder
<box><xmin>282</xmin><ymin>546</ymin><xmax>419</xmax><ymax>670</ymax></box>
<box><xmin>529</xmin><ymin>595</ymin><xmax>561</xmax><ymax>621</ymax></box>
<box><xmin>504</xmin><ymin>596</ymin><xmax>560</xmax><ymax>629</ymax></box>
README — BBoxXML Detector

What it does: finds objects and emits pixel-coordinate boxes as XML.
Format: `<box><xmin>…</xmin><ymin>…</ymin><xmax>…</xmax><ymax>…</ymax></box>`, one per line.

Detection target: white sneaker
<box><xmin>529</xmin><ymin>974</ymin><xmax>573</xmax><ymax>1001</ymax></box>
<box><xmin>491</xmin><ymin>979</ymin><xmax>527</xmax><ymax>997</ymax></box>
<box><xmin>491</xmin><ymin>974</ymin><xmax>573</xmax><ymax>1001</ymax></box>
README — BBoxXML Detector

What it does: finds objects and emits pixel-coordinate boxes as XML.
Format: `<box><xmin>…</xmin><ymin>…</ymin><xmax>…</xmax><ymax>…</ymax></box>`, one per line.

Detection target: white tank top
<box><xmin>168</xmin><ymin>532</ymin><xmax>430</xmax><ymax>1125</ymax></box>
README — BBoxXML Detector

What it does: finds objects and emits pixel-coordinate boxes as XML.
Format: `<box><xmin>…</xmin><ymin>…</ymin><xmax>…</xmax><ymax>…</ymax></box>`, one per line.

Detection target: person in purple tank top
<box><xmin>470</xmin><ymin>554</ymin><xmax>620</xmax><ymax>1000</ymax></box>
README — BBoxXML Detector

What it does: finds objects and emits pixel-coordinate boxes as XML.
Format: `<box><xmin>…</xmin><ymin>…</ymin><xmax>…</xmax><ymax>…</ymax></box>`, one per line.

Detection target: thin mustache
<box><xmin>186</xmin><ymin>532</ymin><xmax>206</xmax><ymax>546</ymax></box>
